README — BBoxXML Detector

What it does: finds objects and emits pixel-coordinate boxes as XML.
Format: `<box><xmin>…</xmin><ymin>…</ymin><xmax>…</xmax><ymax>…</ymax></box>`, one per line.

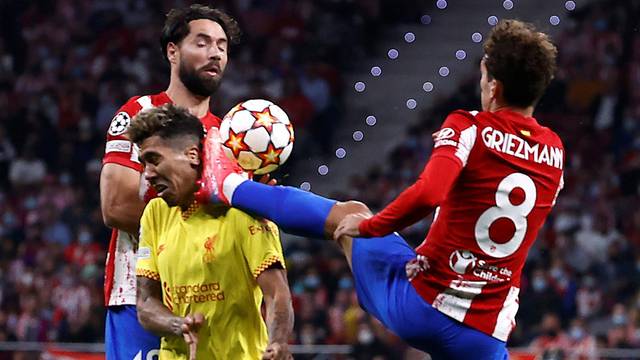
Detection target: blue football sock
<box><xmin>230</xmin><ymin>181</ymin><xmax>336</xmax><ymax>238</ymax></box>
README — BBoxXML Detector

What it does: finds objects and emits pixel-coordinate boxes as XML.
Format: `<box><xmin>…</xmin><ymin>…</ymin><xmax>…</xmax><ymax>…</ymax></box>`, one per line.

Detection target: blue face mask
<box><xmin>338</xmin><ymin>277</ymin><xmax>353</xmax><ymax>290</ymax></box>
<box><xmin>569</xmin><ymin>327</ymin><xmax>584</xmax><ymax>340</ymax></box>
<box><xmin>303</xmin><ymin>275</ymin><xmax>320</xmax><ymax>289</ymax></box>
<box><xmin>78</xmin><ymin>231</ymin><xmax>92</xmax><ymax>245</ymax></box>
<box><xmin>612</xmin><ymin>314</ymin><xmax>627</xmax><ymax>326</ymax></box>
<box><xmin>532</xmin><ymin>277</ymin><xmax>547</xmax><ymax>292</ymax></box>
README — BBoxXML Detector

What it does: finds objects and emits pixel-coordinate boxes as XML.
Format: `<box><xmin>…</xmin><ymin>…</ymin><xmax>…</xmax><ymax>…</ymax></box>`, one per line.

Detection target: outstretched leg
<box><xmin>228</xmin><ymin>179</ymin><xmax>371</xmax><ymax>268</ymax></box>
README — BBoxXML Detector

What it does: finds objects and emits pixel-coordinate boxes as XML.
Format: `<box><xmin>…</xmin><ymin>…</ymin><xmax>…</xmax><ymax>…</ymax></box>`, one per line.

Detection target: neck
<box><xmin>166</xmin><ymin>76</ymin><xmax>211</xmax><ymax>118</ymax></box>
<box><xmin>490</xmin><ymin>103</ymin><xmax>535</xmax><ymax>117</ymax></box>
<box><xmin>179</xmin><ymin>192</ymin><xmax>197</xmax><ymax>211</ymax></box>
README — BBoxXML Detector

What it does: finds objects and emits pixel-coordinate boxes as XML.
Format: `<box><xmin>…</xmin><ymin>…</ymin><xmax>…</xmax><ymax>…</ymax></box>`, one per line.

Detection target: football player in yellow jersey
<box><xmin>128</xmin><ymin>104</ymin><xmax>294</xmax><ymax>359</ymax></box>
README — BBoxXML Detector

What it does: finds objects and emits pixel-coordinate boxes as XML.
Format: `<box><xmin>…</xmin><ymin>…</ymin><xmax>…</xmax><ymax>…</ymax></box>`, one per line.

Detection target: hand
<box><xmin>262</xmin><ymin>342</ymin><xmax>292</xmax><ymax>360</ymax></box>
<box><xmin>333</xmin><ymin>213</ymin><xmax>370</xmax><ymax>240</ymax></box>
<box><xmin>405</xmin><ymin>255</ymin><xmax>429</xmax><ymax>281</ymax></box>
<box><xmin>181</xmin><ymin>313</ymin><xmax>204</xmax><ymax>360</ymax></box>
<box><xmin>257</xmin><ymin>173</ymin><xmax>278</xmax><ymax>186</ymax></box>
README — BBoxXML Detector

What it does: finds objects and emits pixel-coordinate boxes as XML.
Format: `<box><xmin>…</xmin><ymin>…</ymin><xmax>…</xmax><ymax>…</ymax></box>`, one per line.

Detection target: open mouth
<box><xmin>154</xmin><ymin>184</ymin><xmax>169</xmax><ymax>196</ymax></box>
<box><xmin>202</xmin><ymin>65</ymin><xmax>220</xmax><ymax>77</ymax></box>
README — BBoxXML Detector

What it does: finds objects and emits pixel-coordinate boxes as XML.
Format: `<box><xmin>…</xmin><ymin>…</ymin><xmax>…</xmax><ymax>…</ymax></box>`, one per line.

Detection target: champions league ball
<box><xmin>449</xmin><ymin>250</ymin><xmax>477</xmax><ymax>275</ymax></box>
<box><xmin>219</xmin><ymin>99</ymin><xmax>294</xmax><ymax>175</ymax></box>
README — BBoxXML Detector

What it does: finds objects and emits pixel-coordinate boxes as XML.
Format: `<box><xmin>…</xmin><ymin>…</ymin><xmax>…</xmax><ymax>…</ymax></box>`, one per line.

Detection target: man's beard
<box><xmin>179</xmin><ymin>61</ymin><xmax>222</xmax><ymax>97</ymax></box>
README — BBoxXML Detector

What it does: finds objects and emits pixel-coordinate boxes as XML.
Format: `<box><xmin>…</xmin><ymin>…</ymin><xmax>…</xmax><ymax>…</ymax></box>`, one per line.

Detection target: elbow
<box><xmin>136</xmin><ymin>301</ymin><xmax>151</xmax><ymax>331</ymax></box>
<box><xmin>101</xmin><ymin>207</ymin><xmax>118</xmax><ymax>229</ymax></box>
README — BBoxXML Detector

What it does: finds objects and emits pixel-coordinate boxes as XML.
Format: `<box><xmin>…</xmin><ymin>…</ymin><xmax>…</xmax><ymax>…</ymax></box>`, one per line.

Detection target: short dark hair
<box><xmin>128</xmin><ymin>104</ymin><xmax>204</xmax><ymax>147</ymax></box>
<box><xmin>483</xmin><ymin>19</ymin><xmax>557</xmax><ymax>108</ymax></box>
<box><xmin>160</xmin><ymin>4</ymin><xmax>241</xmax><ymax>62</ymax></box>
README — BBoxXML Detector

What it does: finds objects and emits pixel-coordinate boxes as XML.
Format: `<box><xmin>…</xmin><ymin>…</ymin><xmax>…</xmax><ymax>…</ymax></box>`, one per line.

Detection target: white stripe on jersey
<box><xmin>454</xmin><ymin>125</ymin><xmax>477</xmax><ymax>166</ymax></box>
<box><xmin>136</xmin><ymin>96</ymin><xmax>153</xmax><ymax>110</ymax></box>
<box><xmin>492</xmin><ymin>286</ymin><xmax>520</xmax><ymax>341</ymax></box>
<box><xmin>105</xmin><ymin>140</ymin><xmax>132</xmax><ymax>153</ymax></box>
<box><xmin>130</xmin><ymin>143</ymin><xmax>141</xmax><ymax>164</ymax></box>
<box><xmin>108</xmin><ymin>230</ymin><xmax>138</xmax><ymax>306</ymax></box>
<box><xmin>432</xmin><ymin>279</ymin><xmax>486</xmax><ymax>322</ymax></box>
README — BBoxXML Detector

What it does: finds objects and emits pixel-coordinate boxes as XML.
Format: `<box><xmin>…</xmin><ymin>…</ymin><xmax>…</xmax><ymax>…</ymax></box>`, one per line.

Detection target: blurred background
<box><xmin>1</xmin><ymin>0</ymin><xmax>640</xmax><ymax>359</ymax></box>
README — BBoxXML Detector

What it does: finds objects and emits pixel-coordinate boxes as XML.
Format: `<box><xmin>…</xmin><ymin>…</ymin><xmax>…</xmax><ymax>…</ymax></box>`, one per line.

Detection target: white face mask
<box><xmin>358</xmin><ymin>329</ymin><xmax>374</xmax><ymax>345</ymax></box>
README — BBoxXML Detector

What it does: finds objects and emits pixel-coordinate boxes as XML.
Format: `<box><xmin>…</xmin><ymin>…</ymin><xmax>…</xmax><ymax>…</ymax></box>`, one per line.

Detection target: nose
<box><xmin>144</xmin><ymin>164</ymin><xmax>158</xmax><ymax>182</ymax></box>
<box><xmin>208</xmin><ymin>46</ymin><xmax>222</xmax><ymax>61</ymax></box>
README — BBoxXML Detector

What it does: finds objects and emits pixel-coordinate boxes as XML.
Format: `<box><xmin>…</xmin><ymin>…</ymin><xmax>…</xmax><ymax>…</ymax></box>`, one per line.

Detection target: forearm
<box><xmin>138</xmin><ymin>298</ymin><xmax>183</xmax><ymax>337</ymax></box>
<box><xmin>103</xmin><ymin>202</ymin><xmax>144</xmax><ymax>236</ymax></box>
<box><xmin>265</xmin><ymin>291</ymin><xmax>294</xmax><ymax>345</ymax></box>
<box><xmin>100</xmin><ymin>163</ymin><xmax>146</xmax><ymax>236</ymax></box>
<box><xmin>360</xmin><ymin>186</ymin><xmax>434</xmax><ymax>237</ymax></box>
<box><xmin>136</xmin><ymin>276</ymin><xmax>183</xmax><ymax>337</ymax></box>
<box><xmin>360</xmin><ymin>155</ymin><xmax>461</xmax><ymax>237</ymax></box>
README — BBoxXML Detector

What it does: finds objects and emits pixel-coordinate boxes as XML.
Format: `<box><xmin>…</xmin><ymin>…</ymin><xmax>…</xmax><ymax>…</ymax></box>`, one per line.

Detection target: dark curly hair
<box><xmin>483</xmin><ymin>19</ymin><xmax>557</xmax><ymax>107</ymax></box>
<box><xmin>128</xmin><ymin>104</ymin><xmax>204</xmax><ymax>147</ymax></box>
<box><xmin>160</xmin><ymin>4</ymin><xmax>241</xmax><ymax>62</ymax></box>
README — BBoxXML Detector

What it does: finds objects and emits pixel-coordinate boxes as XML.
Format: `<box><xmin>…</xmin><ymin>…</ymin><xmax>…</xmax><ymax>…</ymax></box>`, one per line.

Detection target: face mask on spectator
<box><xmin>358</xmin><ymin>329</ymin><xmax>374</xmax><ymax>345</ymax></box>
<box><xmin>569</xmin><ymin>326</ymin><xmax>584</xmax><ymax>340</ymax></box>
<box><xmin>612</xmin><ymin>313</ymin><xmax>627</xmax><ymax>326</ymax></box>
<box><xmin>303</xmin><ymin>275</ymin><xmax>320</xmax><ymax>289</ymax></box>
<box><xmin>532</xmin><ymin>276</ymin><xmax>547</xmax><ymax>292</ymax></box>
<box><xmin>78</xmin><ymin>231</ymin><xmax>91</xmax><ymax>245</ymax></box>
<box><xmin>338</xmin><ymin>277</ymin><xmax>353</xmax><ymax>290</ymax></box>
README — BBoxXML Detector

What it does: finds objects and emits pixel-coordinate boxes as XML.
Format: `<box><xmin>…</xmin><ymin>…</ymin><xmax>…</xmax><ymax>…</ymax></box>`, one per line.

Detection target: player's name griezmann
<box><xmin>481</xmin><ymin>127</ymin><xmax>563</xmax><ymax>170</ymax></box>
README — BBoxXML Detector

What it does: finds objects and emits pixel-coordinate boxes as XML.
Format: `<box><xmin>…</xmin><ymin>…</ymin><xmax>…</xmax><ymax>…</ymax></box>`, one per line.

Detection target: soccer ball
<box><xmin>219</xmin><ymin>99</ymin><xmax>294</xmax><ymax>175</ymax></box>
<box><xmin>449</xmin><ymin>250</ymin><xmax>477</xmax><ymax>275</ymax></box>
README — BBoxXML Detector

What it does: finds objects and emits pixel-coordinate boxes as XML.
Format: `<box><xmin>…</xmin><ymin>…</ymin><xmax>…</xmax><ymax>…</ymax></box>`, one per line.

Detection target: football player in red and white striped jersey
<box><xmin>200</xmin><ymin>19</ymin><xmax>562</xmax><ymax>359</ymax></box>
<box><xmin>99</xmin><ymin>5</ymin><xmax>238</xmax><ymax>359</ymax></box>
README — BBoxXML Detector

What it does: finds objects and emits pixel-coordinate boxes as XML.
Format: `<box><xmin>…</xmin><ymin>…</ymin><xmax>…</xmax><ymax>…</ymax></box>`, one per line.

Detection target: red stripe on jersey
<box><xmin>103</xmin><ymin>230</ymin><xmax>118</xmax><ymax>305</ymax></box>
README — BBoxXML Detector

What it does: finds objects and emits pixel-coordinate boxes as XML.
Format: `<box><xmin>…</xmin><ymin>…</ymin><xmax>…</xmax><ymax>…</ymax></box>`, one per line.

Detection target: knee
<box><xmin>324</xmin><ymin>200</ymin><xmax>372</xmax><ymax>236</ymax></box>
<box><xmin>340</xmin><ymin>200</ymin><xmax>372</xmax><ymax>216</ymax></box>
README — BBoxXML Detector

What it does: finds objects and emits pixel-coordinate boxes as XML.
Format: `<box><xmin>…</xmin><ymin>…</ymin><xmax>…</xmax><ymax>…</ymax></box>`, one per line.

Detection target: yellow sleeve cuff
<box><xmin>252</xmin><ymin>255</ymin><xmax>285</xmax><ymax>278</ymax></box>
<box><xmin>136</xmin><ymin>268</ymin><xmax>160</xmax><ymax>281</ymax></box>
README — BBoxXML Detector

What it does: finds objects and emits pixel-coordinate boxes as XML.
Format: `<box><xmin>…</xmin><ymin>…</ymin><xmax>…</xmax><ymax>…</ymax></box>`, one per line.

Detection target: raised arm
<box><xmin>100</xmin><ymin>163</ymin><xmax>146</xmax><ymax>235</ymax></box>
<box><xmin>335</xmin><ymin>110</ymin><xmax>478</xmax><ymax>239</ymax></box>
<box><xmin>359</xmin><ymin>155</ymin><xmax>462</xmax><ymax>237</ymax></box>
<box><xmin>257</xmin><ymin>268</ymin><xmax>293</xmax><ymax>360</ymax></box>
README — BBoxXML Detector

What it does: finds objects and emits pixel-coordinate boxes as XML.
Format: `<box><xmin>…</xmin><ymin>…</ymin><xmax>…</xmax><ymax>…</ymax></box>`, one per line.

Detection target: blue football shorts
<box><xmin>105</xmin><ymin>305</ymin><xmax>160</xmax><ymax>360</ymax></box>
<box><xmin>351</xmin><ymin>233</ymin><xmax>509</xmax><ymax>360</ymax></box>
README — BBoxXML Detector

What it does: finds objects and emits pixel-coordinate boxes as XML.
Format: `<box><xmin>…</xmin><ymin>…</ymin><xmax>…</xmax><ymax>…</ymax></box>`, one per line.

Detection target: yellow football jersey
<box><xmin>136</xmin><ymin>198</ymin><xmax>285</xmax><ymax>360</ymax></box>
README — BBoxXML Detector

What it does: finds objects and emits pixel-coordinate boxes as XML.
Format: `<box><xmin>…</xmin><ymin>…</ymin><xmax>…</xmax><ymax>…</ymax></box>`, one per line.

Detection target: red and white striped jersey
<box><xmin>411</xmin><ymin>109</ymin><xmax>564</xmax><ymax>341</ymax></box>
<box><xmin>102</xmin><ymin>91</ymin><xmax>220</xmax><ymax>306</ymax></box>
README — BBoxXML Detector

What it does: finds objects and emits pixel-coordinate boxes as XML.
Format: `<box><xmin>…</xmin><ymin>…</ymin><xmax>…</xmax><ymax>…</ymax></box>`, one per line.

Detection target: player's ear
<box><xmin>167</xmin><ymin>42</ymin><xmax>179</xmax><ymax>65</ymax></box>
<box><xmin>490</xmin><ymin>78</ymin><xmax>501</xmax><ymax>101</ymax></box>
<box><xmin>186</xmin><ymin>146</ymin><xmax>200</xmax><ymax>166</ymax></box>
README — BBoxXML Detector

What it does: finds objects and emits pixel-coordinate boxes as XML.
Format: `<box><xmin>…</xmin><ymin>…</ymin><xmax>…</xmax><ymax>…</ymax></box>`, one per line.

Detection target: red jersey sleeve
<box><xmin>429</xmin><ymin>110</ymin><xmax>479</xmax><ymax>167</ymax></box>
<box><xmin>102</xmin><ymin>97</ymin><xmax>143</xmax><ymax>172</ymax></box>
<box><xmin>358</xmin><ymin>110</ymin><xmax>479</xmax><ymax>237</ymax></box>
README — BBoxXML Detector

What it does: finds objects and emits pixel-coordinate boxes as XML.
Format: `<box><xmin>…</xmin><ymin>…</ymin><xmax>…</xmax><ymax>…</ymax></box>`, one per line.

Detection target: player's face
<box><xmin>177</xmin><ymin>19</ymin><xmax>229</xmax><ymax>97</ymax></box>
<box><xmin>480</xmin><ymin>58</ymin><xmax>494</xmax><ymax>111</ymax></box>
<box><xmin>140</xmin><ymin>136</ymin><xmax>200</xmax><ymax>207</ymax></box>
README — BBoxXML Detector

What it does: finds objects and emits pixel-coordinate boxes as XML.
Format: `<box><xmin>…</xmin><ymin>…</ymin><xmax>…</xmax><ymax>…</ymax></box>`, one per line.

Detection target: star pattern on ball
<box><xmin>224</xmin><ymin>130</ymin><xmax>248</xmax><ymax>158</ymax></box>
<box><xmin>258</xmin><ymin>142</ymin><xmax>280</xmax><ymax>167</ymax></box>
<box><xmin>252</xmin><ymin>109</ymin><xmax>275</xmax><ymax>132</ymax></box>
<box><xmin>287</xmin><ymin>124</ymin><xmax>295</xmax><ymax>143</ymax></box>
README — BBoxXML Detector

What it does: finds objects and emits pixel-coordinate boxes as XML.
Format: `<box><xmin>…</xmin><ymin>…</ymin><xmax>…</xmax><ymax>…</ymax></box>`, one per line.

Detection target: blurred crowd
<box><xmin>1</xmin><ymin>0</ymin><xmax>640</xmax><ymax>359</ymax></box>
<box><xmin>325</xmin><ymin>1</ymin><xmax>640</xmax><ymax>358</ymax></box>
